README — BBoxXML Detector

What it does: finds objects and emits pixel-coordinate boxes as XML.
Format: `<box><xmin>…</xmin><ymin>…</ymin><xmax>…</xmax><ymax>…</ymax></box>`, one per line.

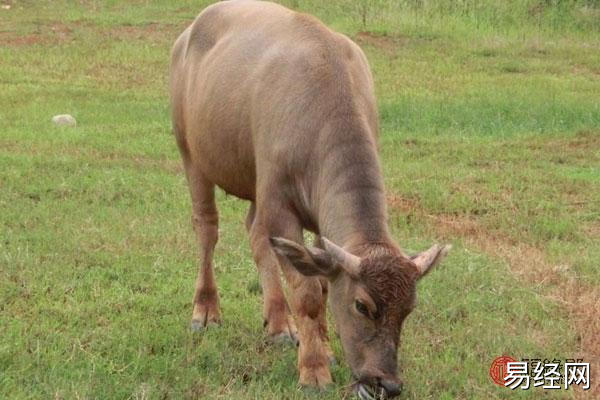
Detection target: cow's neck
<box><xmin>315</xmin><ymin>118</ymin><xmax>393</xmax><ymax>257</ymax></box>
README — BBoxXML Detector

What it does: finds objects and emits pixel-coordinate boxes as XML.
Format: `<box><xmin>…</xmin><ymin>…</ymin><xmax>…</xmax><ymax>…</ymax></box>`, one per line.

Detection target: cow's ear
<box><xmin>270</xmin><ymin>237</ymin><xmax>339</xmax><ymax>277</ymax></box>
<box><xmin>411</xmin><ymin>244</ymin><xmax>451</xmax><ymax>279</ymax></box>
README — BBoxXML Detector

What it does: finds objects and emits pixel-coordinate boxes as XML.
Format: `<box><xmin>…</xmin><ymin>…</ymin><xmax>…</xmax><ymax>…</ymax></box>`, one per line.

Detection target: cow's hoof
<box><xmin>299</xmin><ymin>365</ymin><xmax>333</xmax><ymax>389</ymax></box>
<box><xmin>191</xmin><ymin>300</ymin><xmax>221</xmax><ymax>332</ymax></box>
<box><xmin>300</xmin><ymin>383</ymin><xmax>333</xmax><ymax>395</ymax></box>
<box><xmin>265</xmin><ymin>315</ymin><xmax>298</xmax><ymax>346</ymax></box>
<box><xmin>267</xmin><ymin>331</ymin><xmax>298</xmax><ymax>346</ymax></box>
<box><xmin>190</xmin><ymin>317</ymin><xmax>220</xmax><ymax>332</ymax></box>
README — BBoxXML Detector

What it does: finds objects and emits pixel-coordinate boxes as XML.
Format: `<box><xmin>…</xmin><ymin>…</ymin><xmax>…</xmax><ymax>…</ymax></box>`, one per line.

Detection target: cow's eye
<box><xmin>355</xmin><ymin>300</ymin><xmax>370</xmax><ymax>317</ymax></box>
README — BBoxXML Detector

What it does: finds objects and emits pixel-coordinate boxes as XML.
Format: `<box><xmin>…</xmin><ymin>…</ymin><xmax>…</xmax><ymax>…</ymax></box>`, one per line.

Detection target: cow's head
<box><xmin>271</xmin><ymin>237</ymin><xmax>450</xmax><ymax>399</ymax></box>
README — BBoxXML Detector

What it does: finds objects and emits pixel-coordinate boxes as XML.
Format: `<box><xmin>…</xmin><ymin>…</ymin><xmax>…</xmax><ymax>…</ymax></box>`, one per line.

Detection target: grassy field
<box><xmin>1</xmin><ymin>0</ymin><xmax>599</xmax><ymax>399</ymax></box>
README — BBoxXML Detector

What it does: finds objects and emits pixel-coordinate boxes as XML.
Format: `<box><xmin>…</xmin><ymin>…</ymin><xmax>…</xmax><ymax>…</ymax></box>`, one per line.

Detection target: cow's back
<box><xmin>169</xmin><ymin>0</ymin><xmax>377</xmax><ymax>202</ymax></box>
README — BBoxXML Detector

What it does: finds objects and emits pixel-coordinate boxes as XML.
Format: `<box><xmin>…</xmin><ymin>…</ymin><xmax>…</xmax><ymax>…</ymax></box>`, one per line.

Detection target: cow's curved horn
<box><xmin>411</xmin><ymin>244</ymin><xmax>451</xmax><ymax>278</ymax></box>
<box><xmin>321</xmin><ymin>237</ymin><xmax>361</xmax><ymax>275</ymax></box>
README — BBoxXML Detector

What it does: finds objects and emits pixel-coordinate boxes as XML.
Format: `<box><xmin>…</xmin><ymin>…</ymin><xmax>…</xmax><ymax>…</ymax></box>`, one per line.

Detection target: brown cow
<box><xmin>169</xmin><ymin>1</ymin><xmax>450</xmax><ymax>397</ymax></box>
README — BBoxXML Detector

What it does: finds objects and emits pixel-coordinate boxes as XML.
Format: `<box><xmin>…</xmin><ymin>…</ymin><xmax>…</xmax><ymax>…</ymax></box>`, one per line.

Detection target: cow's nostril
<box><xmin>380</xmin><ymin>379</ymin><xmax>402</xmax><ymax>398</ymax></box>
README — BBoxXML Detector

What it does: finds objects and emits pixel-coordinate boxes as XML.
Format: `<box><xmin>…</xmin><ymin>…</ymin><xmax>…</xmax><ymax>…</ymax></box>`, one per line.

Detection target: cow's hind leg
<box><xmin>185</xmin><ymin>165</ymin><xmax>221</xmax><ymax>331</ymax></box>
<box><xmin>247</xmin><ymin>202</ymin><xmax>298</xmax><ymax>343</ymax></box>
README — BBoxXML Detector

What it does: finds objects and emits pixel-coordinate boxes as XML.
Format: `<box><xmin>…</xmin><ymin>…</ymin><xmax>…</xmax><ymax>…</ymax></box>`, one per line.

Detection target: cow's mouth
<box><xmin>353</xmin><ymin>382</ymin><xmax>389</xmax><ymax>400</ymax></box>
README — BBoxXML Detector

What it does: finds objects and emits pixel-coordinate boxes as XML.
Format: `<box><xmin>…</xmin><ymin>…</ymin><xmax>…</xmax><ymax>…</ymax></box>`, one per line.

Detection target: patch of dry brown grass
<box><xmin>387</xmin><ymin>192</ymin><xmax>600</xmax><ymax>395</ymax></box>
<box><xmin>0</xmin><ymin>139</ymin><xmax>182</xmax><ymax>174</ymax></box>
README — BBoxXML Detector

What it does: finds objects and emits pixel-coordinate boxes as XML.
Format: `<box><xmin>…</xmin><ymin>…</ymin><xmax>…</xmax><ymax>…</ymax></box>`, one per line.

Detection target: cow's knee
<box><xmin>192</xmin><ymin>211</ymin><xmax>218</xmax><ymax>249</ymax></box>
<box><xmin>289</xmin><ymin>276</ymin><xmax>323</xmax><ymax>319</ymax></box>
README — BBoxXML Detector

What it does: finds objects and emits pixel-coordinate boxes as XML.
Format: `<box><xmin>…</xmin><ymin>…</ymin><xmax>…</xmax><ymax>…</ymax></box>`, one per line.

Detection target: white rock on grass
<box><xmin>52</xmin><ymin>114</ymin><xmax>76</xmax><ymax>127</ymax></box>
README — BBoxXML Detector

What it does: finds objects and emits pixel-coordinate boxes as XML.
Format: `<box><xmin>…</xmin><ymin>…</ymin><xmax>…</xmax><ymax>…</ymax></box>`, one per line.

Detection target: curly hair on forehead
<box><xmin>358</xmin><ymin>255</ymin><xmax>418</xmax><ymax>312</ymax></box>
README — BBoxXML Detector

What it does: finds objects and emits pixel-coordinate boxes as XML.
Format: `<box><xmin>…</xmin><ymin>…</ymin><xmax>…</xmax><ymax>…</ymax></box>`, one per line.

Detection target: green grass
<box><xmin>1</xmin><ymin>1</ymin><xmax>599</xmax><ymax>399</ymax></box>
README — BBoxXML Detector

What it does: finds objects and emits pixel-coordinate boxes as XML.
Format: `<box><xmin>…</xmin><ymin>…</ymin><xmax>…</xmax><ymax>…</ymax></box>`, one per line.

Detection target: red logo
<box><xmin>490</xmin><ymin>356</ymin><xmax>517</xmax><ymax>386</ymax></box>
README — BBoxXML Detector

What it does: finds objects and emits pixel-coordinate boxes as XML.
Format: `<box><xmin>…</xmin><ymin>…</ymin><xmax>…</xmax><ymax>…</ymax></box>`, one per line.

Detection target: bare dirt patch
<box><xmin>50</xmin><ymin>22</ymin><xmax>73</xmax><ymax>40</ymax></box>
<box><xmin>355</xmin><ymin>31</ymin><xmax>406</xmax><ymax>56</ymax></box>
<box><xmin>0</xmin><ymin>21</ymin><xmax>75</xmax><ymax>47</ymax></box>
<box><xmin>0</xmin><ymin>20</ymin><xmax>186</xmax><ymax>48</ymax></box>
<box><xmin>0</xmin><ymin>32</ymin><xmax>47</xmax><ymax>46</ymax></box>
<box><xmin>529</xmin><ymin>129</ymin><xmax>600</xmax><ymax>152</ymax></box>
<box><xmin>100</xmin><ymin>22</ymin><xmax>188</xmax><ymax>45</ymax></box>
<box><xmin>0</xmin><ymin>19</ymin><xmax>79</xmax><ymax>46</ymax></box>
<box><xmin>388</xmin><ymin>193</ymin><xmax>600</xmax><ymax>396</ymax></box>
<box><xmin>104</xmin><ymin>22</ymin><xmax>162</xmax><ymax>41</ymax></box>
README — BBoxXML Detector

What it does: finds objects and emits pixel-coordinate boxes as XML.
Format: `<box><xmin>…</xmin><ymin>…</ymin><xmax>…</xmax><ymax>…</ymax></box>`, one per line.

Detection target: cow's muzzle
<box><xmin>354</xmin><ymin>378</ymin><xmax>402</xmax><ymax>399</ymax></box>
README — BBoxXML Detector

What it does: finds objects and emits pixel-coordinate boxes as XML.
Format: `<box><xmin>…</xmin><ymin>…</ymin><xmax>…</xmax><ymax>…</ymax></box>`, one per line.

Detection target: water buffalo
<box><xmin>169</xmin><ymin>1</ymin><xmax>450</xmax><ymax>397</ymax></box>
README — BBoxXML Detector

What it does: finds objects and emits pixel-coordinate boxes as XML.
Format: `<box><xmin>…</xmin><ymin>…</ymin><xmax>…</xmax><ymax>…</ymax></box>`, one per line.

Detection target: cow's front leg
<box><xmin>281</xmin><ymin>263</ymin><xmax>332</xmax><ymax>388</ymax></box>
<box><xmin>314</xmin><ymin>237</ymin><xmax>335</xmax><ymax>365</ymax></box>
<box><xmin>249</xmin><ymin>217</ymin><xmax>298</xmax><ymax>344</ymax></box>
<box><xmin>252</xmin><ymin>199</ymin><xmax>331</xmax><ymax>386</ymax></box>
<box><xmin>317</xmin><ymin>277</ymin><xmax>335</xmax><ymax>365</ymax></box>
